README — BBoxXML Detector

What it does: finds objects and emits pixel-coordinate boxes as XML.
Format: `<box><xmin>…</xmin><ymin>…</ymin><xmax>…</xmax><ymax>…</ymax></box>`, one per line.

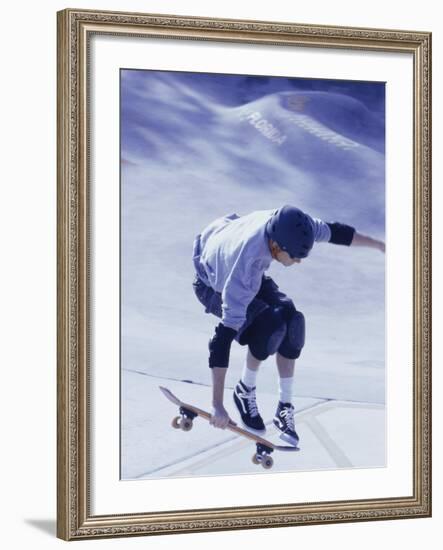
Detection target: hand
<box><xmin>209</xmin><ymin>404</ymin><xmax>237</xmax><ymax>430</ymax></box>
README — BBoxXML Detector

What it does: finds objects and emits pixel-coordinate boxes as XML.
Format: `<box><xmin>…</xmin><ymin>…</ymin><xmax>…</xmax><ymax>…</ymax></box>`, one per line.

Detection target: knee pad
<box><xmin>247</xmin><ymin>306</ymin><xmax>287</xmax><ymax>361</ymax></box>
<box><xmin>278</xmin><ymin>298</ymin><xmax>297</xmax><ymax>323</ymax></box>
<box><xmin>278</xmin><ymin>310</ymin><xmax>305</xmax><ymax>359</ymax></box>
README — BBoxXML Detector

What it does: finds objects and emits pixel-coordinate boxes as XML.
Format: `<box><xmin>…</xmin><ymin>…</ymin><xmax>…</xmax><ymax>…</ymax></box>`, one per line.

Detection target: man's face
<box><xmin>275</xmin><ymin>249</ymin><xmax>302</xmax><ymax>267</ymax></box>
<box><xmin>269</xmin><ymin>239</ymin><xmax>303</xmax><ymax>266</ymax></box>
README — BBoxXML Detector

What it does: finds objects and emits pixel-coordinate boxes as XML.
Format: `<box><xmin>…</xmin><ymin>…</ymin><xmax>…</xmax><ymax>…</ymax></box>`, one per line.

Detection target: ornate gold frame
<box><xmin>57</xmin><ymin>8</ymin><xmax>431</xmax><ymax>540</ymax></box>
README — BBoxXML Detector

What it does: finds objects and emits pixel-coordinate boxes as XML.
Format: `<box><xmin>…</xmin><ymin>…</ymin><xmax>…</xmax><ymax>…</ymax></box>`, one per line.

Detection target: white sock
<box><xmin>279</xmin><ymin>376</ymin><xmax>294</xmax><ymax>404</ymax></box>
<box><xmin>241</xmin><ymin>364</ymin><xmax>258</xmax><ymax>389</ymax></box>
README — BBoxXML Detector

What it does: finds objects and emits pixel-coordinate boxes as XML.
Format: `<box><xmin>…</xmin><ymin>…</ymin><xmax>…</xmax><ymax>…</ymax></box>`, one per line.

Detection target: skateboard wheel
<box><xmin>252</xmin><ymin>453</ymin><xmax>261</xmax><ymax>465</ymax></box>
<box><xmin>181</xmin><ymin>418</ymin><xmax>193</xmax><ymax>431</ymax></box>
<box><xmin>262</xmin><ymin>456</ymin><xmax>274</xmax><ymax>469</ymax></box>
<box><xmin>172</xmin><ymin>416</ymin><xmax>181</xmax><ymax>429</ymax></box>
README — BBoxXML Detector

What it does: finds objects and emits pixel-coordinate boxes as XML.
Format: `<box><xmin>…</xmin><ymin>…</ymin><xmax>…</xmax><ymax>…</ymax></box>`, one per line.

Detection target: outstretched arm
<box><xmin>351</xmin><ymin>231</ymin><xmax>385</xmax><ymax>253</ymax></box>
<box><xmin>324</xmin><ymin>221</ymin><xmax>385</xmax><ymax>254</ymax></box>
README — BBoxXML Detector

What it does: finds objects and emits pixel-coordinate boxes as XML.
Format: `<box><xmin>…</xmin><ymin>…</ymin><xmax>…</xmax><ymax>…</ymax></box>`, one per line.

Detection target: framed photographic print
<box><xmin>57</xmin><ymin>8</ymin><xmax>432</xmax><ymax>540</ymax></box>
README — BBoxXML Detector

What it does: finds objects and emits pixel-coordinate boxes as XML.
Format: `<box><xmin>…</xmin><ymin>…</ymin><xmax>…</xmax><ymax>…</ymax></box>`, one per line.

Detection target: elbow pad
<box><xmin>208</xmin><ymin>322</ymin><xmax>237</xmax><ymax>368</ymax></box>
<box><xmin>326</xmin><ymin>222</ymin><xmax>356</xmax><ymax>246</ymax></box>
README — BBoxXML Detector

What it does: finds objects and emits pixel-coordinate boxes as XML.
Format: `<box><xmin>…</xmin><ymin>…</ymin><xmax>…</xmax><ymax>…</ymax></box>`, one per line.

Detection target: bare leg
<box><xmin>246</xmin><ymin>347</ymin><xmax>261</xmax><ymax>371</ymax></box>
<box><xmin>276</xmin><ymin>352</ymin><xmax>295</xmax><ymax>378</ymax></box>
<box><xmin>276</xmin><ymin>352</ymin><xmax>295</xmax><ymax>404</ymax></box>
<box><xmin>240</xmin><ymin>348</ymin><xmax>261</xmax><ymax>389</ymax></box>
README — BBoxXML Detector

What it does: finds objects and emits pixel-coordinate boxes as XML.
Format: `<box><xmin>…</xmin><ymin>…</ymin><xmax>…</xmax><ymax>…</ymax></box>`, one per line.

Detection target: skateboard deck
<box><xmin>159</xmin><ymin>385</ymin><xmax>298</xmax><ymax>470</ymax></box>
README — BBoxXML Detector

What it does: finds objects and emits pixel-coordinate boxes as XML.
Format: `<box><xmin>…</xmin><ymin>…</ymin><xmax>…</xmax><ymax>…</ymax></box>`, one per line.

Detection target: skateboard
<box><xmin>159</xmin><ymin>386</ymin><xmax>299</xmax><ymax>470</ymax></box>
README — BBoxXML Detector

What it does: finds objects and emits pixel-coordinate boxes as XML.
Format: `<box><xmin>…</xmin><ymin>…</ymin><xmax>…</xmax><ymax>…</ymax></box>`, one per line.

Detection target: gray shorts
<box><xmin>192</xmin><ymin>274</ymin><xmax>293</xmax><ymax>345</ymax></box>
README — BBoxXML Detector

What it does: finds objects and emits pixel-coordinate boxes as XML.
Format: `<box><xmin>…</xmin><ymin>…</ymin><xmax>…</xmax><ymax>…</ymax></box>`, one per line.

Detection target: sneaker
<box><xmin>233</xmin><ymin>380</ymin><xmax>266</xmax><ymax>432</ymax></box>
<box><xmin>273</xmin><ymin>401</ymin><xmax>299</xmax><ymax>446</ymax></box>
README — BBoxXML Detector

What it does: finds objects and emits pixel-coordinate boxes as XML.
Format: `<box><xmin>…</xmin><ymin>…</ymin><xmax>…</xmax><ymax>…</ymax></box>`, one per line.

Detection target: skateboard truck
<box><xmin>171</xmin><ymin>406</ymin><xmax>197</xmax><ymax>432</ymax></box>
<box><xmin>252</xmin><ymin>443</ymin><xmax>274</xmax><ymax>469</ymax></box>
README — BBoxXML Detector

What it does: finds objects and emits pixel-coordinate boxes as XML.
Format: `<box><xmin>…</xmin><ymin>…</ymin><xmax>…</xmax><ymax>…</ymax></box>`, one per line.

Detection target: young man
<box><xmin>192</xmin><ymin>205</ymin><xmax>385</xmax><ymax>445</ymax></box>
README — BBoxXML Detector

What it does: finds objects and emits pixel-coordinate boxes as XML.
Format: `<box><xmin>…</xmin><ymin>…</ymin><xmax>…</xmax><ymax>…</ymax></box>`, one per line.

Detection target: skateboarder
<box><xmin>192</xmin><ymin>205</ymin><xmax>385</xmax><ymax>445</ymax></box>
